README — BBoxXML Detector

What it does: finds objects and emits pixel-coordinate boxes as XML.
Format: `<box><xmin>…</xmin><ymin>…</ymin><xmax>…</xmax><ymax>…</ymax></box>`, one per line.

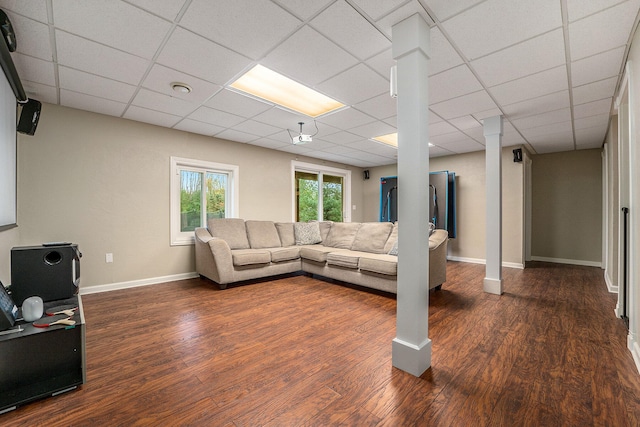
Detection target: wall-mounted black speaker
<box><xmin>10</xmin><ymin>244</ymin><xmax>81</xmax><ymax>306</ymax></box>
<box><xmin>17</xmin><ymin>98</ymin><xmax>41</xmax><ymax>135</ymax></box>
<box><xmin>513</xmin><ymin>148</ymin><xmax>523</xmax><ymax>163</ymax></box>
<box><xmin>363</xmin><ymin>170</ymin><xmax>370</xmax><ymax>180</ymax></box>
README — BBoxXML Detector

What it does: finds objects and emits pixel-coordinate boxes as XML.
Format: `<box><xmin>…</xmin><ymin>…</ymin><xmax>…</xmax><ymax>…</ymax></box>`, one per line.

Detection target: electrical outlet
<box><xmin>106</xmin><ymin>253</ymin><xmax>113</xmax><ymax>263</ymax></box>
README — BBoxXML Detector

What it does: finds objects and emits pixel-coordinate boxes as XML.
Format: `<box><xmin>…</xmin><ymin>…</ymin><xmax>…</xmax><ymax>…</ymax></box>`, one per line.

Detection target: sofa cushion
<box><xmin>299</xmin><ymin>245</ymin><xmax>340</xmax><ymax>263</ymax></box>
<box><xmin>294</xmin><ymin>222</ymin><xmax>322</xmax><ymax>245</ymax></box>
<box><xmin>359</xmin><ymin>254</ymin><xmax>398</xmax><ymax>276</ymax></box>
<box><xmin>230</xmin><ymin>249</ymin><xmax>271</xmax><ymax>266</ymax></box>
<box><xmin>208</xmin><ymin>218</ymin><xmax>250</xmax><ymax>250</ymax></box>
<box><xmin>326</xmin><ymin>251</ymin><xmax>371</xmax><ymax>269</ymax></box>
<box><xmin>324</xmin><ymin>222</ymin><xmax>361</xmax><ymax>249</ymax></box>
<box><xmin>383</xmin><ymin>222</ymin><xmax>398</xmax><ymax>254</ymax></box>
<box><xmin>388</xmin><ymin>240</ymin><xmax>398</xmax><ymax>256</ymax></box>
<box><xmin>351</xmin><ymin>222</ymin><xmax>393</xmax><ymax>254</ymax></box>
<box><xmin>245</xmin><ymin>220</ymin><xmax>281</xmax><ymax>249</ymax></box>
<box><xmin>268</xmin><ymin>246</ymin><xmax>300</xmax><ymax>263</ymax></box>
<box><xmin>317</xmin><ymin>221</ymin><xmax>333</xmax><ymax>241</ymax></box>
<box><xmin>275</xmin><ymin>222</ymin><xmax>295</xmax><ymax>247</ymax></box>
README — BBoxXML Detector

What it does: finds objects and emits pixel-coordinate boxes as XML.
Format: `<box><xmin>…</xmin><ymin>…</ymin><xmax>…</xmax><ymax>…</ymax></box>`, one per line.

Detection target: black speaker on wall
<box><xmin>17</xmin><ymin>98</ymin><xmax>41</xmax><ymax>135</ymax></box>
<box><xmin>10</xmin><ymin>244</ymin><xmax>81</xmax><ymax>306</ymax></box>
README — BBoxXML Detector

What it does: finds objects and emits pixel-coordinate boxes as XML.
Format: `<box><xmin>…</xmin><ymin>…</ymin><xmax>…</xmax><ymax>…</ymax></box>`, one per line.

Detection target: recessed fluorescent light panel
<box><xmin>230</xmin><ymin>64</ymin><xmax>344</xmax><ymax>118</ymax></box>
<box><xmin>373</xmin><ymin>133</ymin><xmax>397</xmax><ymax>147</ymax></box>
<box><xmin>373</xmin><ymin>133</ymin><xmax>436</xmax><ymax>148</ymax></box>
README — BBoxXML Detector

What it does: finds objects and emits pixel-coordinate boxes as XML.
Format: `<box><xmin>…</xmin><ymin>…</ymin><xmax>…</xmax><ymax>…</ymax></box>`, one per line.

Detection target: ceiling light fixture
<box><xmin>373</xmin><ymin>133</ymin><xmax>397</xmax><ymax>147</ymax></box>
<box><xmin>171</xmin><ymin>82</ymin><xmax>192</xmax><ymax>94</ymax></box>
<box><xmin>230</xmin><ymin>64</ymin><xmax>344</xmax><ymax>118</ymax></box>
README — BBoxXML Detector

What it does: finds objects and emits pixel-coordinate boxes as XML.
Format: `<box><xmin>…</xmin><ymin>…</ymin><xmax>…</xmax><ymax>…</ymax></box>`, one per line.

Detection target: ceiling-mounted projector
<box><xmin>293</xmin><ymin>134</ymin><xmax>312</xmax><ymax>144</ymax></box>
<box><xmin>288</xmin><ymin>121</ymin><xmax>318</xmax><ymax>145</ymax></box>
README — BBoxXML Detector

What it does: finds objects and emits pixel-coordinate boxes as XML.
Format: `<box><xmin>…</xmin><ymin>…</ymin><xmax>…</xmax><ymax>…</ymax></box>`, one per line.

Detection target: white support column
<box><xmin>391</xmin><ymin>13</ymin><xmax>431</xmax><ymax>377</ymax></box>
<box><xmin>483</xmin><ymin>116</ymin><xmax>503</xmax><ymax>295</ymax></box>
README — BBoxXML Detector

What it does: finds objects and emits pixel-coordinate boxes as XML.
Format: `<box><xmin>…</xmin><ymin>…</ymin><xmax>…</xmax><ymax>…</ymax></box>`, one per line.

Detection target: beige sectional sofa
<box><xmin>195</xmin><ymin>218</ymin><xmax>448</xmax><ymax>294</ymax></box>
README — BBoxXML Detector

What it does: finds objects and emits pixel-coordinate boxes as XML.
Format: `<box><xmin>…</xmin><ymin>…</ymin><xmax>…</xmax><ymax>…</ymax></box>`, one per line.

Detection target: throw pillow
<box><xmin>294</xmin><ymin>222</ymin><xmax>322</xmax><ymax>245</ymax></box>
<box><xmin>388</xmin><ymin>240</ymin><xmax>398</xmax><ymax>256</ymax></box>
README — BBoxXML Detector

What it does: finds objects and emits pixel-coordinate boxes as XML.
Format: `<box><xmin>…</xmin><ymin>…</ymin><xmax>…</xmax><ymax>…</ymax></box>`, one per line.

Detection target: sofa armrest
<box><xmin>195</xmin><ymin>227</ymin><xmax>234</xmax><ymax>285</ymax></box>
<box><xmin>429</xmin><ymin>230</ymin><xmax>448</xmax><ymax>288</ymax></box>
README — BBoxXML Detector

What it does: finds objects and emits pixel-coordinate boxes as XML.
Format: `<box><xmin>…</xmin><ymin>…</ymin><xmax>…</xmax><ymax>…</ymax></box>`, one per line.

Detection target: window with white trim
<box><xmin>170</xmin><ymin>157</ymin><xmax>239</xmax><ymax>245</ymax></box>
<box><xmin>291</xmin><ymin>161</ymin><xmax>351</xmax><ymax>222</ymax></box>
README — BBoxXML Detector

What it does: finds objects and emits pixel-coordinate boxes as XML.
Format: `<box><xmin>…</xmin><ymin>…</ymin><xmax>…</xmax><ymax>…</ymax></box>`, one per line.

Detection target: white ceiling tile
<box><xmin>143</xmin><ymin>64</ymin><xmax>221</xmax><ymax>104</ymax></box>
<box><xmin>13</xmin><ymin>53</ymin><xmax>55</xmax><ymax>86</ymax></box>
<box><xmin>566</xmin><ymin>0</ymin><xmax>638</xmax><ymax>22</ymax></box>
<box><xmin>502</xmin><ymin>129</ymin><xmax>527</xmax><ymax>146</ymax></box>
<box><xmin>318</xmin><ymin>107</ymin><xmax>376</xmax><ymax>129</ymax></box>
<box><xmin>273</xmin><ymin>0</ymin><xmax>333</xmax><ymax>20</ymax></box>
<box><xmin>463</xmin><ymin>126</ymin><xmax>485</xmax><ymax>142</ymax></box>
<box><xmin>316</xmin><ymin>64</ymin><xmax>388</xmax><ymax>105</ymax></box>
<box><xmin>173</xmin><ymin>119</ymin><xmax>224</xmax><ymax>136</ymax></box>
<box><xmin>343</xmin><ymin>151</ymin><xmax>390</xmax><ymax>164</ymax></box>
<box><xmin>472</xmin><ymin>108</ymin><xmax>503</xmax><ymax>121</ymax></box>
<box><xmin>0</xmin><ymin>0</ymin><xmax>48</xmax><ymax>22</ymax></box>
<box><xmin>501</xmin><ymin>91</ymin><xmax>570</xmax><ymax>120</ymax></box>
<box><xmin>572</xmin><ymin>76</ymin><xmax>617</xmax><ymax>105</ymax></box>
<box><xmin>512</xmin><ymin>108</ymin><xmax>572</xmax><ymax>130</ymax></box>
<box><xmin>252</xmin><ymin>107</ymin><xmax>310</xmax><ymax>130</ymax></box>
<box><xmin>430</xmin><ymin>130</ymin><xmax>473</xmax><ymax>145</ymax></box>
<box><xmin>188</xmin><ymin>106</ymin><xmax>245</xmax><ymax>128</ymax></box>
<box><xmin>299</xmin><ymin>139</ymin><xmax>337</xmax><ymax>151</ymax></box>
<box><xmin>490</xmin><ymin>65</ymin><xmax>568</xmax><ymax>106</ymax></box>
<box><xmin>383</xmin><ymin>115</ymin><xmax>397</xmax><ymax>128</ymax></box>
<box><xmin>345</xmin><ymin>138</ymin><xmax>384</xmax><ymax>151</ymax></box>
<box><xmin>427</xmin><ymin>0</ymin><xmax>486</xmax><ymax>21</ymax></box>
<box><xmin>60</xmin><ymin>89</ymin><xmax>127</xmax><ymax>117</ymax></box>
<box><xmin>7</xmin><ymin>13</ymin><xmax>52</xmax><ymax>61</ymax></box>
<box><xmin>528</xmin><ymin>135</ymin><xmax>575</xmax><ymax>153</ymax></box>
<box><xmin>348</xmin><ymin>120</ymin><xmax>396</xmax><ymax>139</ymax></box>
<box><xmin>429</xmin><ymin>27</ymin><xmax>465</xmax><ymax>76</ymax></box>
<box><xmin>232</xmin><ymin>119</ymin><xmax>280</xmax><ymax>138</ymax></box>
<box><xmin>319</xmin><ymin>131</ymin><xmax>364</xmax><ymax>144</ymax></box>
<box><xmin>318</xmin><ymin>143</ymin><xmax>360</xmax><ymax>156</ymax></box>
<box><xmin>59</xmin><ymin>67</ymin><xmax>136</xmax><ymax>103</ymax></box>
<box><xmin>350</xmin><ymin>0</ymin><xmax>406</xmax><ymax>21</ymax></box>
<box><xmin>438</xmin><ymin>138</ymin><xmax>485</xmax><ymax>154</ymax></box>
<box><xmin>22</xmin><ymin>80</ymin><xmax>58</xmax><ymax>104</ymax></box>
<box><xmin>430</xmin><ymin>65</ymin><xmax>483</xmax><ymax>104</ymax></box>
<box><xmin>430</xmin><ymin>121</ymin><xmax>458</xmax><ymax>136</ymax></box>
<box><xmin>574</xmin><ymin>98</ymin><xmax>613</xmax><ymax>119</ymax></box>
<box><xmin>205</xmin><ymin>89</ymin><xmax>272</xmax><ymax>119</ymax></box>
<box><xmin>520</xmin><ymin>121</ymin><xmax>573</xmax><ymax>138</ymax></box>
<box><xmin>448</xmin><ymin>115</ymin><xmax>481</xmax><ymax>130</ymax></box>
<box><xmin>310</xmin><ymin>151</ymin><xmax>357</xmax><ymax>164</ymax></box>
<box><xmin>311</xmin><ymin>1</ymin><xmax>390</xmax><ymax>61</ymax></box>
<box><xmin>365</xmin><ymin>48</ymin><xmax>394</xmax><ymax>80</ymax></box>
<box><xmin>276</xmin><ymin>144</ymin><xmax>315</xmax><ymax>155</ymax></box>
<box><xmin>53</xmin><ymin>0</ymin><xmax>172</xmax><ymax>59</ymax></box>
<box><xmin>430</xmin><ymin>90</ymin><xmax>498</xmax><ymax>120</ymax></box>
<box><xmin>215</xmin><ymin>128</ymin><xmax>258</xmax><ymax>143</ymax></box>
<box><xmin>442</xmin><ymin>0</ymin><xmax>562</xmax><ymax>60</ymax></box>
<box><xmin>56</xmin><ymin>30</ymin><xmax>149</xmax><ymax>85</ymax></box>
<box><xmin>124</xmin><ymin>0</ymin><xmax>186</xmax><ymax>21</ymax></box>
<box><xmin>569</xmin><ymin>1</ymin><xmax>639</xmax><ymax>60</ymax></box>
<box><xmin>472</xmin><ymin>29</ymin><xmax>566</xmax><ymax>87</ymax></box>
<box><xmin>262</xmin><ymin>26</ymin><xmax>358</xmax><ymax>87</ymax></box>
<box><xmin>353</xmin><ymin>93</ymin><xmax>396</xmax><ymax>120</ymax></box>
<box><xmin>247</xmin><ymin>137</ymin><xmax>290</xmax><ymax>150</ymax></box>
<box><xmin>156</xmin><ymin>27</ymin><xmax>252</xmax><ymax>85</ymax></box>
<box><xmin>132</xmin><ymin>88</ymin><xmax>196</xmax><ymax>116</ymax></box>
<box><xmin>574</xmin><ymin>113</ymin><xmax>610</xmax><ymax>130</ymax></box>
<box><xmin>429</xmin><ymin>146</ymin><xmax>457</xmax><ymax>157</ymax></box>
<box><xmin>180</xmin><ymin>0</ymin><xmax>301</xmax><ymax>60</ymax></box>
<box><xmin>571</xmin><ymin>47</ymin><xmax>625</xmax><ymax>87</ymax></box>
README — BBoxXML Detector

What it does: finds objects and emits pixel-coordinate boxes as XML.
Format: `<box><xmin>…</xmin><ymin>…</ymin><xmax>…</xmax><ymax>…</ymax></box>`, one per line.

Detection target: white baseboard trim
<box><xmin>530</xmin><ymin>256</ymin><xmax>602</xmax><ymax>268</ymax></box>
<box><xmin>629</xmin><ymin>333</ymin><xmax>640</xmax><ymax>375</ymax></box>
<box><xmin>392</xmin><ymin>337</ymin><xmax>432</xmax><ymax>377</ymax></box>
<box><xmin>80</xmin><ymin>272</ymin><xmax>199</xmax><ymax>295</ymax></box>
<box><xmin>483</xmin><ymin>277</ymin><xmax>503</xmax><ymax>295</ymax></box>
<box><xmin>447</xmin><ymin>256</ymin><xmax>524</xmax><ymax>270</ymax></box>
<box><xmin>604</xmin><ymin>271</ymin><xmax>618</xmax><ymax>293</ymax></box>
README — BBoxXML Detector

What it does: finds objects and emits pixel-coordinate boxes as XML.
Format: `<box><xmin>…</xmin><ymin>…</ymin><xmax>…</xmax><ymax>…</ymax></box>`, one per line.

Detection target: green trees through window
<box><xmin>295</xmin><ymin>171</ymin><xmax>343</xmax><ymax>222</ymax></box>
<box><xmin>180</xmin><ymin>170</ymin><xmax>228</xmax><ymax>232</ymax></box>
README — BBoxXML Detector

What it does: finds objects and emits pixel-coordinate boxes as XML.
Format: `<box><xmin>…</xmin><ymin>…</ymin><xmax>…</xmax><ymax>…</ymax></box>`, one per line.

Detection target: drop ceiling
<box><xmin>2</xmin><ymin>0</ymin><xmax>639</xmax><ymax>168</ymax></box>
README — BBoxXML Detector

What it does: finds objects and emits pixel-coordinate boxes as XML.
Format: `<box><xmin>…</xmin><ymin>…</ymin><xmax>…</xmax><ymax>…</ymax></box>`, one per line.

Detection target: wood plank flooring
<box><xmin>2</xmin><ymin>261</ymin><xmax>640</xmax><ymax>426</ymax></box>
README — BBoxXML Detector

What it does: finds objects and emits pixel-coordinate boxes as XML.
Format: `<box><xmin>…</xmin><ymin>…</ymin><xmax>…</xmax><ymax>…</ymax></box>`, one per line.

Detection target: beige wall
<box><xmin>605</xmin><ymin>119</ymin><xmax>619</xmax><ymax>288</ymax></box>
<box><xmin>363</xmin><ymin>147</ymin><xmax>524</xmax><ymax>266</ymax></box>
<box><xmin>6</xmin><ymin>104</ymin><xmax>363</xmax><ymax>289</ymax></box>
<box><xmin>531</xmin><ymin>149</ymin><xmax>602</xmax><ymax>263</ymax></box>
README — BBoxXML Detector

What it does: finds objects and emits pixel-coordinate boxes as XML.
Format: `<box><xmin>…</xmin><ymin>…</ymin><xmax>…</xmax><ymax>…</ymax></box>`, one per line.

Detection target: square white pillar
<box><xmin>483</xmin><ymin>116</ymin><xmax>503</xmax><ymax>295</ymax></box>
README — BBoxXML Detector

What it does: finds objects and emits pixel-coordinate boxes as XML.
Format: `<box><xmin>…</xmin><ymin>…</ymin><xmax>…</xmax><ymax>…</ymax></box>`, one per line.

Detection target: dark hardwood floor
<box><xmin>2</xmin><ymin>261</ymin><xmax>639</xmax><ymax>426</ymax></box>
